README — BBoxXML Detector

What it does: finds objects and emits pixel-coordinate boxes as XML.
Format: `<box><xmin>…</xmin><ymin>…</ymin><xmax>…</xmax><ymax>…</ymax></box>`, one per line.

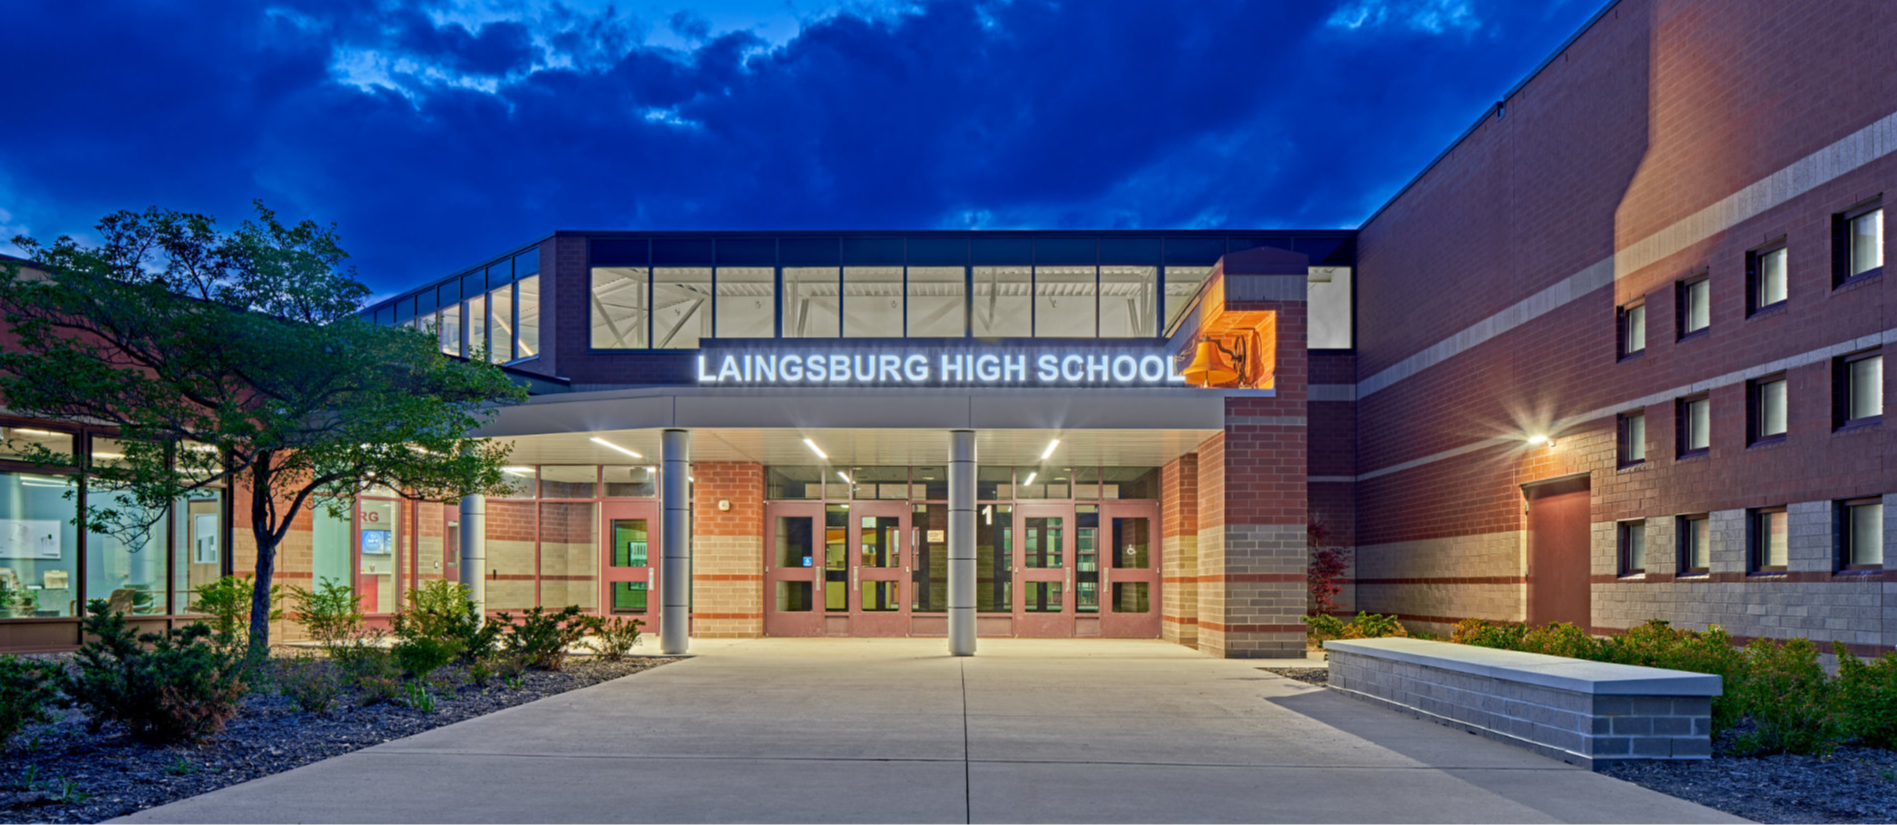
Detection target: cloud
<box><xmin>1</xmin><ymin>0</ymin><xmax>1602</xmax><ymax>291</ymax></box>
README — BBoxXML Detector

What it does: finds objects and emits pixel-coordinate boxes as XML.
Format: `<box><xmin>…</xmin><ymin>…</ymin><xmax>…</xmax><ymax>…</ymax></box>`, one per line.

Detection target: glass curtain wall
<box><xmin>906</xmin><ymin>267</ymin><xmax>966</xmax><ymax>337</ymax></box>
<box><xmin>467</xmin><ymin>293</ymin><xmax>489</xmax><ymax>360</ymax></box>
<box><xmin>590</xmin><ymin>267</ymin><xmax>650</xmax><ymax>349</ymax></box>
<box><xmin>487</xmin><ymin>286</ymin><xmax>514</xmax><ymax>363</ymax></box>
<box><xmin>715</xmin><ymin>267</ymin><xmax>775</xmax><ymax>338</ymax></box>
<box><xmin>1100</xmin><ymin>266</ymin><xmax>1158</xmax><ymax>337</ymax></box>
<box><xmin>1034</xmin><ymin>267</ymin><xmax>1096</xmax><ymax>337</ymax></box>
<box><xmin>972</xmin><ymin>266</ymin><xmax>1032</xmax><ymax>337</ymax></box>
<box><xmin>653</xmin><ymin>268</ymin><xmax>713</xmax><ymax>349</ymax></box>
<box><xmin>439</xmin><ymin>303</ymin><xmax>462</xmax><ymax>356</ymax></box>
<box><xmin>843</xmin><ymin>268</ymin><xmax>904</xmax><ymax>337</ymax></box>
<box><xmin>516</xmin><ymin>276</ymin><xmax>541</xmax><ymax>359</ymax></box>
<box><xmin>783</xmin><ymin>267</ymin><xmax>841</xmax><ymax>338</ymax></box>
<box><xmin>0</xmin><ymin>471</ymin><xmax>80</xmax><ymax>618</ymax></box>
<box><xmin>1164</xmin><ymin>266</ymin><xmax>1213</xmax><ymax>331</ymax></box>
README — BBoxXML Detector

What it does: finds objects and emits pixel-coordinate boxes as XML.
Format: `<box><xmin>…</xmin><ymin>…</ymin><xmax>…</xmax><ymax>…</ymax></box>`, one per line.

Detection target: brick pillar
<box><xmin>1161</xmin><ymin>453</ymin><xmax>1199</xmax><ymax>647</ymax></box>
<box><xmin>691</xmin><ymin>462</ymin><xmax>764</xmax><ymax>638</ymax></box>
<box><xmin>1196</xmin><ymin>271</ymin><xmax>1310</xmax><ymax>659</ymax></box>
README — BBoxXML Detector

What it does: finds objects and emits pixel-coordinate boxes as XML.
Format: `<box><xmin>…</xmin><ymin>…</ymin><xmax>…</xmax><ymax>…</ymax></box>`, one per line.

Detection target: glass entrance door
<box><xmin>763</xmin><ymin>502</ymin><xmax>822</xmax><ymax>636</ymax></box>
<box><xmin>599</xmin><ymin>500</ymin><xmax>659</xmax><ymax>632</ymax></box>
<box><xmin>1099</xmin><ymin>501</ymin><xmax>1160</xmax><ymax>638</ymax></box>
<box><xmin>1013</xmin><ymin>503</ymin><xmax>1074</xmax><ymax>637</ymax></box>
<box><xmin>849</xmin><ymin>501</ymin><xmax>909</xmax><ymax>636</ymax></box>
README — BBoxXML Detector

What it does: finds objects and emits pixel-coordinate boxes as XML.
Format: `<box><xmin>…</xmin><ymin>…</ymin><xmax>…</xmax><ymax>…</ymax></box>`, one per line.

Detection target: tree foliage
<box><xmin>0</xmin><ymin>204</ymin><xmax>528</xmax><ymax>651</ymax></box>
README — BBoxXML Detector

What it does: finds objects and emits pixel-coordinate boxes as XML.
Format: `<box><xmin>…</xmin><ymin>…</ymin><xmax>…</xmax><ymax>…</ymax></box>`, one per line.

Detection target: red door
<box><xmin>1099</xmin><ymin>501</ymin><xmax>1161</xmax><ymax>638</ymax></box>
<box><xmin>763</xmin><ymin>502</ymin><xmax>823</xmax><ymax>636</ymax></box>
<box><xmin>1526</xmin><ymin>477</ymin><xmax>1591</xmax><ymax>628</ymax></box>
<box><xmin>1014</xmin><ymin>503</ymin><xmax>1074</xmax><ymax>637</ymax></box>
<box><xmin>600</xmin><ymin>501</ymin><xmax>660</xmax><ymax>633</ymax></box>
<box><xmin>849</xmin><ymin>502</ymin><xmax>909</xmax><ymax>636</ymax></box>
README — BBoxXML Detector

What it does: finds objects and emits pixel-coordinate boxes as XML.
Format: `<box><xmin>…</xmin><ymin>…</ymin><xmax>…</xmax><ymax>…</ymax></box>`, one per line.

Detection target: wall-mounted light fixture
<box><xmin>1526</xmin><ymin>434</ymin><xmax>1555</xmax><ymax>449</ymax></box>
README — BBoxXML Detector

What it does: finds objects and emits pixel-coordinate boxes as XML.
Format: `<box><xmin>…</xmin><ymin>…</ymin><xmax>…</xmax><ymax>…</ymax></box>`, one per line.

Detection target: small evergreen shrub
<box><xmin>1727</xmin><ymin>637</ymin><xmax>1840</xmax><ymax>756</ymax></box>
<box><xmin>583</xmin><ymin>617</ymin><xmax>646</xmax><ymax>662</ymax></box>
<box><xmin>394</xmin><ymin>581</ymin><xmax>500</xmax><ymax>664</ymax></box>
<box><xmin>275</xmin><ymin>654</ymin><xmax>341</xmax><ymax>715</ymax></box>
<box><xmin>1835</xmin><ymin>643</ymin><xmax>1897</xmax><ymax>749</ymax></box>
<box><xmin>0</xmin><ymin>655</ymin><xmax>63</xmax><ymax>747</ymax></box>
<box><xmin>289</xmin><ymin>578</ymin><xmax>364</xmax><ymax>650</ymax></box>
<box><xmin>391</xmin><ymin>637</ymin><xmax>460</xmax><ymax>680</ymax></box>
<box><xmin>189</xmin><ymin>575</ymin><xmax>284</xmax><ymax>651</ymax></box>
<box><xmin>65</xmin><ymin>601</ymin><xmax>247</xmax><ymax>744</ymax></box>
<box><xmin>496</xmin><ymin>606</ymin><xmax>597</xmax><ymax>671</ymax></box>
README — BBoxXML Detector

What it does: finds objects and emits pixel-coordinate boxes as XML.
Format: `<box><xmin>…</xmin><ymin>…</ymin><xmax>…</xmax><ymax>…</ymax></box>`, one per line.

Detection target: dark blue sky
<box><xmin>4</xmin><ymin>0</ymin><xmax>1603</xmax><ymax>297</ymax></box>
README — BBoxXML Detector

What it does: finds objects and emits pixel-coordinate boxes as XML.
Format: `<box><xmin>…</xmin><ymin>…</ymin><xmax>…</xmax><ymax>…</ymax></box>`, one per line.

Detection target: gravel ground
<box><xmin>0</xmin><ymin>656</ymin><xmax>677</xmax><ymax>824</ymax></box>
<box><xmin>1276</xmin><ymin>667</ymin><xmax>1897</xmax><ymax>821</ymax></box>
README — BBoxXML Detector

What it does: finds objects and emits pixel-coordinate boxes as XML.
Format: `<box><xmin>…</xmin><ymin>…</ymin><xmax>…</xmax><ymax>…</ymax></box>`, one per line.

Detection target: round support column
<box><xmin>947</xmin><ymin>429</ymin><xmax>977</xmax><ymax>656</ymax></box>
<box><xmin>660</xmin><ymin>428</ymin><xmax>693</xmax><ymax>655</ymax></box>
<box><xmin>458</xmin><ymin>493</ymin><xmax>486</xmax><ymax>618</ymax></box>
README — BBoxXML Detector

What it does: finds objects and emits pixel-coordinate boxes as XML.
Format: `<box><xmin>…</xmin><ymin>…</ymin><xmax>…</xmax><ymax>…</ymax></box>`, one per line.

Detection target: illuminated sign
<box><xmin>696</xmin><ymin>342</ymin><xmax>1187</xmax><ymax>388</ymax></box>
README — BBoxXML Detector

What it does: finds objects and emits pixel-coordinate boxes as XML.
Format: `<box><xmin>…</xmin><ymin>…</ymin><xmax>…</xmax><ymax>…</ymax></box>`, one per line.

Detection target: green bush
<box><xmin>275</xmin><ymin>654</ymin><xmax>341</xmax><ymax>715</ymax></box>
<box><xmin>1599</xmin><ymin>621</ymin><xmax>1746</xmax><ymax>729</ymax></box>
<box><xmin>1302</xmin><ymin>614</ymin><xmax>1346</xmax><ymax>645</ymax></box>
<box><xmin>65</xmin><ymin>601</ymin><xmax>247</xmax><ymax>744</ymax></box>
<box><xmin>1515</xmin><ymin>622</ymin><xmax>1601</xmax><ymax>660</ymax></box>
<box><xmin>1834</xmin><ymin>643</ymin><xmax>1897</xmax><ymax>749</ymax></box>
<box><xmin>1727</xmin><ymin>637</ymin><xmax>1840</xmax><ymax>756</ymax></box>
<box><xmin>393</xmin><ymin>581</ymin><xmax>500</xmax><ymax>665</ymax></box>
<box><xmin>1450</xmin><ymin>617</ymin><xmax>1527</xmax><ymax>649</ymax></box>
<box><xmin>583</xmin><ymin>617</ymin><xmax>646</xmax><ymax>662</ymax></box>
<box><xmin>496</xmin><ymin>606</ymin><xmax>597</xmax><ymax>671</ymax></box>
<box><xmin>0</xmin><ymin>655</ymin><xmax>63</xmax><ymax>747</ymax></box>
<box><xmin>391</xmin><ymin>637</ymin><xmax>460</xmax><ymax>680</ymax></box>
<box><xmin>289</xmin><ymin>578</ymin><xmax>364</xmax><ymax>650</ymax></box>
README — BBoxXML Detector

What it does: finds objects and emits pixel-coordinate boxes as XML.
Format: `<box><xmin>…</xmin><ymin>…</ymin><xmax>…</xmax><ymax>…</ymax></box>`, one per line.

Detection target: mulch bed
<box><xmin>0</xmin><ymin>655</ymin><xmax>677</xmax><ymax>824</ymax></box>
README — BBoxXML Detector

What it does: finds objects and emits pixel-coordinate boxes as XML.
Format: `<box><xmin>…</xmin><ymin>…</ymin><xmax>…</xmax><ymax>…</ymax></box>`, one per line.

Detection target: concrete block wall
<box><xmin>692</xmin><ymin>462</ymin><xmax>764</xmax><ymax>638</ymax></box>
<box><xmin>537</xmin><ymin>501</ymin><xmax>597</xmax><ymax>612</ymax></box>
<box><xmin>1354</xmin><ymin>532</ymin><xmax>1526</xmax><ymax>636</ymax></box>
<box><xmin>1328</xmin><ymin>640</ymin><xmax>1716</xmax><ymax>768</ymax></box>
<box><xmin>1160</xmin><ymin>453</ymin><xmax>1199</xmax><ymax>647</ymax></box>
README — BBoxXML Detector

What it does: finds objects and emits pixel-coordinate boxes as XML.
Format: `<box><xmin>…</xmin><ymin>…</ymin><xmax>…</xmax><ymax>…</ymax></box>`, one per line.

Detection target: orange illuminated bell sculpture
<box><xmin>1180</xmin><ymin>339</ymin><xmax>1240</xmax><ymax>387</ymax></box>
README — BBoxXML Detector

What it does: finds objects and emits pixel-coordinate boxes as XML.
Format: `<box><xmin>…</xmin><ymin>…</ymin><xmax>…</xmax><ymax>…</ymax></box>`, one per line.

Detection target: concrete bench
<box><xmin>1323</xmin><ymin>637</ymin><xmax>1721</xmax><ymax>769</ymax></box>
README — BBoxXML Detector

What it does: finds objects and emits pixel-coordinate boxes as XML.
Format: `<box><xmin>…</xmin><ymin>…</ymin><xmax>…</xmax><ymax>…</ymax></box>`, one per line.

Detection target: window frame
<box><xmin>1677</xmin><ymin>514</ymin><xmax>1711</xmax><ymax>576</ymax></box>
<box><xmin>1836</xmin><ymin>497</ymin><xmax>1884</xmax><ymax>571</ymax></box>
<box><xmin>1617</xmin><ymin>410</ymin><xmax>1647</xmax><ymax>467</ymax></box>
<box><xmin>1746</xmin><ymin>240</ymin><xmax>1789</xmax><ymax>316</ymax></box>
<box><xmin>1676</xmin><ymin>272</ymin><xmax>1711</xmax><ymax>341</ymax></box>
<box><xmin>1618</xmin><ymin>300</ymin><xmax>1647</xmax><ymax>360</ymax></box>
<box><xmin>1749</xmin><ymin>506</ymin><xmax>1789</xmax><ymax>573</ymax></box>
<box><xmin>1676</xmin><ymin>393</ymin><xmax>1710</xmax><ymax>458</ymax></box>
<box><xmin>1617</xmin><ymin>520</ymin><xmax>1647</xmax><ymax>577</ymax></box>
<box><xmin>1747</xmin><ymin>373</ymin><xmax>1788</xmax><ymax>446</ymax></box>
<box><xmin>1833</xmin><ymin>200</ymin><xmax>1884</xmax><ymax>288</ymax></box>
<box><xmin>1834</xmin><ymin>349</ymin><xmax>1883</xmax><ymax>430</ymax></box>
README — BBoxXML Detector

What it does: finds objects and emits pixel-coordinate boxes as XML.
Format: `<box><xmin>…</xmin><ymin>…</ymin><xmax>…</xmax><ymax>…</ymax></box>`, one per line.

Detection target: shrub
<box><xmin>496</xmin><ymin>606</ymin><xmax>597</xmax><ymax>671</ymax></box>
<box><xmin>65</xmin><ymin>601</ymin><xmax>247</xmax><ymax>744</ymax></box>
<box><xmin>393</xmin><ymin>581</ymin><xmax>500</xmax><ymax>665</ymax></box>
<box><xmin>1514</xmin><ymin>622</ymin><xmax>1600</xmax><ymax>660</ymax></box>
<box><xmin>1336</xmin><ymin>612</ymin><xmax>1408</xmax><ymax>640</ymax></box>
<box><xmin>391</xmin><ymin>637</ymin><xmax>460</xmax><ymax>680</ymax></box>
<box><xmin>1451</xmin><ymin>617</ymin><xmax>1527</xmax><ymax>649</ymax></box>
<box><xmin>1599</xmin><ymin>621</ymin><xmax>1745</xmax><ymax>729</ymax></box>
<box><xmin>289</xmin><ymin>578</ymin><xmax>364</xmax><ymax>650</ymax></box>
<box><xmin>1726</xmin><ymin>637</ymin><xmax>1840</xmax><ymax>756</ymax></box>
<box><xmin>190</xmin><ymin>575</ymin><xmax>284</xmax><ymax>660</ymax></box>
<box><xmin>1302</xmin><ymin>613</ymin><xmax>1346</xmax><ymax>646</ymax></box>
<box><xmin>1833</xmin><ymin>643</ymin><xmax>1897</xmax><ymax>749</ymax></box>
<box><xmin>0</xmin><ymin>655</ymin><xmax>63</xmax><ymax>747</ymax></box>
<box><xmin>1307</xmin><ymin>519</ymin><xmax>1350</xmax><ymax>615</ymax></box>
<box><xmin>275</xmin><ymin>654</ymin><xmax>341</xmax><ymax>715</ymax></box>
<box><xmin>583</xmin><ymin>617</ymin><xmax>646</xmax><ymax>662</ymax></box>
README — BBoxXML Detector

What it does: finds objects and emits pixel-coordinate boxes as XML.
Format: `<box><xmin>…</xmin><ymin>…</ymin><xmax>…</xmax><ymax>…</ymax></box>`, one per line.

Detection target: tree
<box><xmin>0</xmin><ymin>204</ymin><xmax>527</xmax><ymax>654</ymax></box>
<box><xmin>1307</xmin><ymin>516</ymin><xmax>1350</xmax><ymax>616</ymax></box>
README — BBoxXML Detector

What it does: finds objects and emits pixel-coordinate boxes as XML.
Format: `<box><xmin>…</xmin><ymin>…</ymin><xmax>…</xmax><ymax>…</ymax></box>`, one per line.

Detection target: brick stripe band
<box><xmin>1356</xmin><ymin>576</ymin><xmax>1527</xmax><ymax>585</ymax></box>
<box><xmin>1162</xmin><ymin>574</ymin><xmax>1304</xmax><ymax>584</ymax></box>
<box><xmin>1199</xmin><ymin>622</ymin><xmax>1305</xmax><ymax>633</ymax></box>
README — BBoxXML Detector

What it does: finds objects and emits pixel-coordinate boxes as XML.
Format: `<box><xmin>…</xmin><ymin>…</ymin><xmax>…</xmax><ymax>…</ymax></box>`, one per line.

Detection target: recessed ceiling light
<box><xmin>803</xmin><ymin>438</ymin><xmax>827</xmax><ymax>460</ymax></box>
<box><xmin>1041</xmin><ymin>439</ymin><xmax>1060</xmax><ymax>460</ymax></box>
<box><xmin>1023</xmin><ymin>471</ymin><xmax>1037</xmax><ymax>486</ymax></box>
<box><xmin>837</xmin><ymin>471</ymin><xmax>852</xmax><ymax>484</ymax></box>
<box><xmin>589</xmin><ymin>437</ymin><xmax>642</xmax><ymax>459</ymax></box>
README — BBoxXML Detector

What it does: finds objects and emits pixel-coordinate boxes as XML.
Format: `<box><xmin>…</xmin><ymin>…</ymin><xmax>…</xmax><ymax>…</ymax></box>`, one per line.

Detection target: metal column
<box><xmin>458</xmin><ymin>493</ymin><xmax>486</xmax><ymax>616</ymax></box>
<box><xmin>660</xmin><ymin>429</ymin><xmax>692</xmax><ymax>655</ymax></box>
<box><xmin>947</xmin><ymin>429</ymin><xmax>977</xmax><ymax>656</ymax></box>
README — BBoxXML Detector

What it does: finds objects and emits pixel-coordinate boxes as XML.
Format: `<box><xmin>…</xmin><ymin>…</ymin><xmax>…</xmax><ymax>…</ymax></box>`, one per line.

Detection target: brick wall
<box><xmin>1161</xmin><ymin>453</ymin><xmax>1199</xmax><ymax>646</ymax></box>
<box><xmin>692</xmin><ymin>462</ymin><xmax>764</xmax><ymax>637</ymax></box>
<box><xmin>1352</xmin><ymin>0</ymin><xmax>1896</xmax><ymax>643</ymax></box>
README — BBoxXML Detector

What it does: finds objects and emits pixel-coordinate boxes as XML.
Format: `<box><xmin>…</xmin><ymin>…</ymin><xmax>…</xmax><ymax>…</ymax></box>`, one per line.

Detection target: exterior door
<box><xmin>849</xmin><ymin>501</ymin><xmax>909</xmax><ymax>636</ymax></box>
<box><xmin>1014</xmin><ymin>503</ymin><xmax>1074</xmax><ymax>637</ymax></box>
<box><xmin>1099</xmin><ymin>501</ymin><xmax>1161</xmax><ymax>638</ymax></box>
<box><xmin>763</xmin><ymin>502</ymin><xmax>822</xmax><ymax>636</ymax></box>
<box><xmin>1526</xmin><ymin>477</ymin><xmax>1591</xmax><ymax>628</ymax></box>
<box><xmin>600</xmin><ymin>501</ymin><xmax>659</xmax><ymax>631</ymax></box>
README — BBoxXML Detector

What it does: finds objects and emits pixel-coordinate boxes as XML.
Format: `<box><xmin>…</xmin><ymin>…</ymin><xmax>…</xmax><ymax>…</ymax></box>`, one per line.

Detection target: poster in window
<box><xmin>361</xmin><ymin>529</ymin><xmax>392</xmax><ymax>555</ymax></box>
<box><xmin>192</xmin><ymin>514</ymin><xmax>219</xmax><ymax>564</ymax></box>
<box><xmin>0</xmin><ymin>520</ymin><xmax>61</xmax><ymax>560</ymax></box>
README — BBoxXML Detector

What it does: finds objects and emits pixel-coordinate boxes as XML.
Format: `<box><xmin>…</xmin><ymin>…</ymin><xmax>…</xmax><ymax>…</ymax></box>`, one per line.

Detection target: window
<box><xmin>515</xmin><ymin>275</ymin><xmax>540</xmax><ymax>359</ymax></box>
<box><xmin>1836</xmin><ymin>350</ymin><xmax>1883</xmax><ymax>427</ymax></box>
<box><xmin>1618</xmin><ymin>521</ymin><xmax>1646</xmax><ymax>576</ymax></box>
<box><xmin>1747</xmin><ymin>243</ymin><xmax>1788</xmax><ymax>314</ymax></box>
<box><xmin>1677</xmin><ymin>274</ymin><xmax>1710</xmax><ymax>338</ymax></box>
<box><xmin>971</xmin><ymin>266</ymin><xmax>1031</xmax><ymax>337</ymax></box>
<box><xmin>906</xmin><ymin>267</ymin><xmax>966</xmax><ymax>338</ymax></box>
<box><xmin>1618</xmin><ymin>410</ymin><xmax>1646</xmax><ymax>466</ymax></box>
<box><xmin>652</xmin><ymin>267</ymin><xmax>711</xmax><ymax>349</ymax></box>
<box><xmin>781</xmin><ymin>267</ymin><xmax>840</xmax><ymax>338</ymax></box>
<box><xmin>590</xmin><ymin>267</ymin><xmax>649</xmax><ymax>349</ymax></box>
<box><xmin>714</xmin><ymin>267</ymin><xmax>774</xmax><ymax>338</ymax></box>
<box><xmin>1677</xmin><ymin>394</ymin><xmax>1710</xmax><ymax>457</ymax></box>
<box><xmin>842</xmin><ymin>267</ymin><xmax>904</xmax><ymax>337</ymax></box>
<box><xmin>1306</xmin><ymin>267</ymin><xmax>1353</xmax><ymax>348</ymax></box>
<box><xmin>466</xmin><ymin>293</ymin><xmax>489</xmax><ymax>359</ymax></box>
<box><xmin>1835</xmin><ymin>203</ymin><xmax>1883</xmax><ymax>286</ymax></box>
<box><xmin>439</xmin><ymin>303</ymin><xmax>462</xmax><ymax>356</ymax></box>
<box><xmin>1838</xmin><ymin>498</ymin><xmax>1884</xmax><ymax>570</ymax></box>
<box><xmin>1750</xmin><ymin>507</ymin><xmax>1788</xmax><ymax>572</ymax></box>
<box><xmin>0</xmin><ymin>471</ymin><xmax>80</xmax><ymax>618</ymax></box>
<box><xmin>1749</xmin><ymin>374</ymin><xmax>1787</xmax><ymax>444</ymax></box>
<box><xmin>1678</xmin><ymin>514</ymin><xmax>1711</xmax><ymax>574</ymax></box>
<box><xmin>1163</xmin><ymin>266</ymin><xmax>1212</xmax><ymax>332</ymax></box>
<box><xmin>486</xmin><ymin>285</ymin><xmax>513</xmax><ymax>362</ymax></box>
<box><xmin>1034</xmin><ymin>266</ymin><xmax>1096</xmax><ymax>337</ymax></box>
<box><xmin>1100</xmin><ymin>266</ymin><xmax>1158</xmax><ymax>337</ymax></box>
<box><xmin>1619</xmin><ymin>301</ymin><xmax>1646</xmax><ymax>357</ymax></box>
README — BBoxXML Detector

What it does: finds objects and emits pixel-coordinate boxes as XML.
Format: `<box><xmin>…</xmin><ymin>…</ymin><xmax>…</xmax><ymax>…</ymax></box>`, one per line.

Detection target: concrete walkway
<box><xmin>117</xmin><ymin>638</ymin><xmax>1743</xmax><ymax>824</ymax></box>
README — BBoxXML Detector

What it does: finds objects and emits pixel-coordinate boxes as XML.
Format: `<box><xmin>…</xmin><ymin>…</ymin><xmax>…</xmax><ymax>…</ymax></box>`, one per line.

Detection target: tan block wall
<box><xmin>1355</xmin><ymin>531</ymin><xmax>1526</xmax><ymax>635</ymax></box>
